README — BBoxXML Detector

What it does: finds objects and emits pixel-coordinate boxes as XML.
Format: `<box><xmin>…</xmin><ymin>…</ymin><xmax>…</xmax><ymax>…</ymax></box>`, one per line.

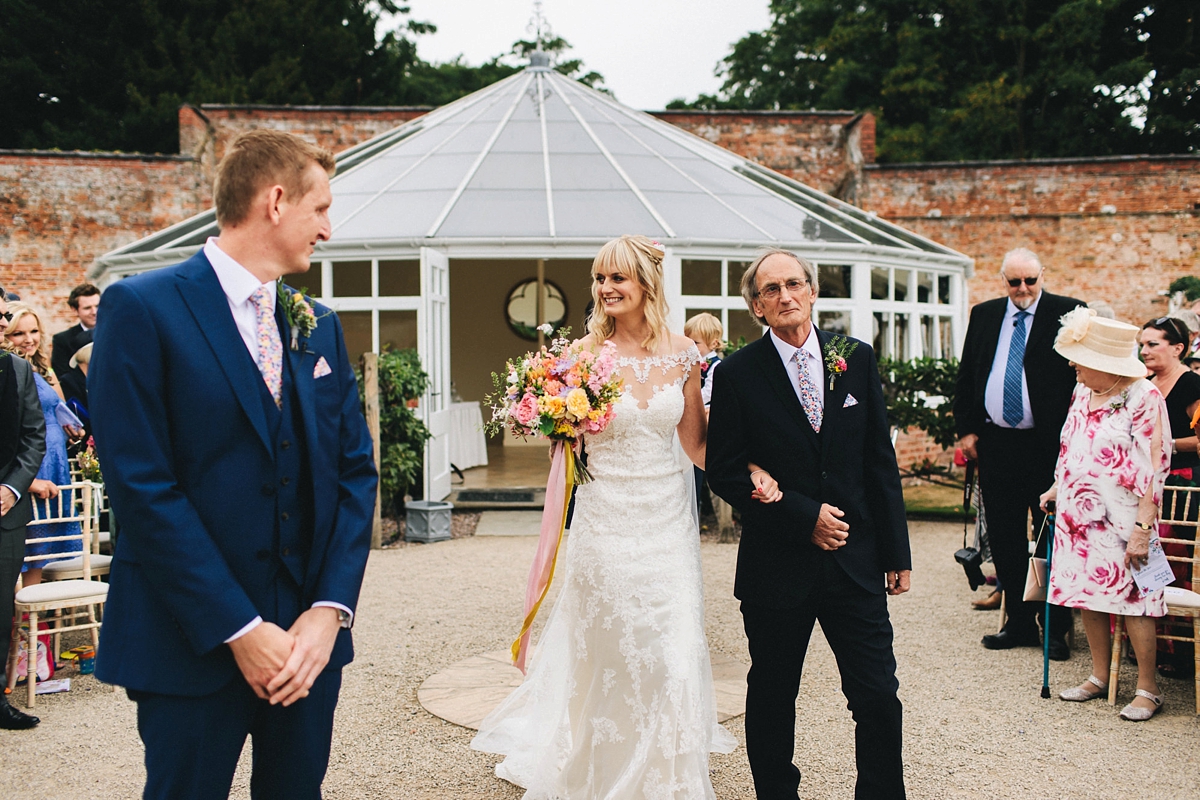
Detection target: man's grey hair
<box><xmin>1000</xmin><ymin>247</ymin><xmax>1042</xmax><ymax>275</ymax></box>
<box><xmin>1173</xmin><ymin>308</ymin><xmax>1200</xmax><ymax>334</ymax></box>
<box><xmin>739</xmin><ymin>248</ymin><xmax>818</xmax><ymax>326</ymax></box>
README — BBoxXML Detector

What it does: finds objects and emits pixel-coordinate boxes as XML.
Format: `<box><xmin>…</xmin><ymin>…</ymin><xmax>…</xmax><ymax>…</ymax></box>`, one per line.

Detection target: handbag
<box><xmin>1022</xmin><ymin>513</ymin><xmax>1052</xmax><ymax>602</ymax></box>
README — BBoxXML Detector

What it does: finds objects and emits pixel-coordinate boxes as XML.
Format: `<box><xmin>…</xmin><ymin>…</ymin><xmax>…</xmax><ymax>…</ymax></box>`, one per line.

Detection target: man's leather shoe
<box><xmin>0</xmin><ymin>698</ymin><xmax>39</xmax><ymax>730</ymax></box>
<box><xmin>1047</xmin><ymin>637</ymin><xmax>1070</xmax><ymax>662</ymax></box>
<box><xmin>981</xmin><ymin>630</ymin><xmax>1040</xmax><ymax>650</ymax></box>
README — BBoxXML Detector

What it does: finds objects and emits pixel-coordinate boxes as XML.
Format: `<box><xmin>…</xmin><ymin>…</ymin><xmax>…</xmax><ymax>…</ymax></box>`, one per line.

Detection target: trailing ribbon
<box><xmin>511</xmin><ymin>440</ymin><xmax>576</xmax><ymax>673</ymax></box>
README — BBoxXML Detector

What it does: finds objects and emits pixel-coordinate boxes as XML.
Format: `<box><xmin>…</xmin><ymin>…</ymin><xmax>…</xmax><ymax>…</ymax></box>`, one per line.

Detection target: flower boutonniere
<box><xmin>823</xmin><ymin>335</ymin><xmax>858</xmax><ymax>391</ymax></box>
<box><xmin>276</xmin><ymin>280</ymin><xmax>325</xmax><ymax>351</ymax></box>
<box><xmin>1108</xmin><ymin>390</ymin><xmax>1129</xmax><ymax>414</ymax></box>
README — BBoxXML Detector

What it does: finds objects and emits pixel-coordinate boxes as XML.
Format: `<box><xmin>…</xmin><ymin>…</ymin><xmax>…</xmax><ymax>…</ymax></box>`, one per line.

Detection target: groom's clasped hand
<box><xmin>228</xmin><ymin>607</ymin><xmax>342</xmax><ymax>705</ymax></box>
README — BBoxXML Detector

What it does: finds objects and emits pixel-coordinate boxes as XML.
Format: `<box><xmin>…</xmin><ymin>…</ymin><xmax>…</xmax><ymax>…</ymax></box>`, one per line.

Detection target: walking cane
<box><xmin>1040</xmin><ymin>501</ymin><xmax>1056</xmax><ymax>699</ymax></box>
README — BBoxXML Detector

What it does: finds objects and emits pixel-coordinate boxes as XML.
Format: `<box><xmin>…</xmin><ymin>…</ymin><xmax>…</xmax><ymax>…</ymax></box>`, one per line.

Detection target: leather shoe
<box><xmin>1047</xmin><ymin>636</ymin><xmax>1070</xmax><ymax>662</ymax></box>
<box><xmin>982</xmin><ymin>629</ymin><xmax>1040</xmax><ymax>650</ymax></box>
<box><xmin>0</xmin><ymin>697</ymin><xmax>39</xmax><ymax>730</ymax></box>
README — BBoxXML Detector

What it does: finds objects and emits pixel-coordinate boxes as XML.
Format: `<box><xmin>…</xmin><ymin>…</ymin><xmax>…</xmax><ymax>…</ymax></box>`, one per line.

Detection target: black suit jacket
<box><xmin>953</xmin><ymin>291</ymin><xmax>1084</xmax><ymax>454</ymax></box>
<box><xmin>707</xmin><ymin>330</ymin><xmax>910</xmax><ymax>607</ymax></box>
<box><xmin>51</xmin><ymin>323</ymin><xmax>92</xmax><ymax>383</ymax></box>
<box><xmin>0</xmin><ymin>353</ymin><xmax>47</xmax><ymax>531</ymax></box>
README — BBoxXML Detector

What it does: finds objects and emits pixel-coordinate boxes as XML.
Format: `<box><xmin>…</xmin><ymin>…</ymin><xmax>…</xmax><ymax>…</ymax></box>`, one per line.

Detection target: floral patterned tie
<box><xmin>793</xmin><ymin>350</ymin><xmax>822</xmax><ymax>433</ymax></box>
<box><xmin>249</xmin><ymin>285</ymin><xmax>283</xmax><ymax>407</ymax></box>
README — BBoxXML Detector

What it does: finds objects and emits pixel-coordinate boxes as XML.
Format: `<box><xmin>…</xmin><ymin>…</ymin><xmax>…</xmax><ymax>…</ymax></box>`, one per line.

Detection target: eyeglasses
<box><xmin>757</xmin><ymin>279</ymin><xmax>809</xmax><ymax>300</ymax></box>
<box><xmin>1004</xmin><ymin>274</ymin><xmax>1041</xmax><ymax>287</ymax></box>
<box><xmin>0</xmin><ymin>312</ymin><xmax>11</xmax><ymax>323</ymax></box>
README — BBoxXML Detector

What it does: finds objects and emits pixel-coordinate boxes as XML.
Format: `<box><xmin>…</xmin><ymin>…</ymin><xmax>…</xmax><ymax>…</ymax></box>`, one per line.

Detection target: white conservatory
<box><xmin>93</xmin><ymin>56</ymin><xmax>973</xmax><ymax>500</ymax></box>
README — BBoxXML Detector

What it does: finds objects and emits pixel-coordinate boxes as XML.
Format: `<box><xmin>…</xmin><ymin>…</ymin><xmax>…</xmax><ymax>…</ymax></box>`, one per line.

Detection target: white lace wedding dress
<box><xmin>472</xmin><ymin>345</ymin><xmax>736</xmax><ymax>799</ymax></box>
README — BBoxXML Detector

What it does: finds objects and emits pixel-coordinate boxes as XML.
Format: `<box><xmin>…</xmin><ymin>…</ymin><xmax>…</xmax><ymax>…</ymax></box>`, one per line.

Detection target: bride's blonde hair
<box><xmin>587</xmin><ymin>235</ymin><xmax>670</xmax><ymax>353</ymax></box>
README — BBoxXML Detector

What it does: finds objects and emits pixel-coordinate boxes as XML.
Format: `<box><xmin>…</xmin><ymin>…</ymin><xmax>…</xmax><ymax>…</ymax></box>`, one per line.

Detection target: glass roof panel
<box><xmin>436</xmin><ymin>190</ymin><xmax>551</xmax><ymax>237</ymax></box>
<box><xmin>616</xmin><ymin>155</ymin><xmax>703</xmax><ymax>193</ymax></box>
<box><xmin>641</xmin><ymin>192</ymin><xmax>767</xmax><ymax>240</ymax></box>
<box><xmin>553</xmin><ymin>191</ymin><xmax>666</xmax><ymax>238</ymax></box>
<box><xmin>384</xmin><ymin>153</ymin><xmax>475</xmax><ymax>191</ymax></box>
<box><xmin>545</xmin><ymin>119</ymin><xmax>600</xmax><ymax>154</ymax></box>
<box><xmin>333</xmin><ymin>191</ymin><xmax>452</xmax><ymax>240</ymax></box>
<box><xmin>721</xmin><ymin>194</ymin><xmax>860</xmax><ymax>244</ymax></box>
<box><xmin>469</xmin><ymin>153</ymin><xmax>548</xmax><ymax>190</ymax></box>
<box><xmin>333</xmin><ymin>155</ymin><xmax>423</xmax><ymax>194</ymax></box>
<box><xmin>548</xmin><ymin>153</ymin><xmax>629</xmax><ymax>191</ymax></box>
<box><xmin>489</xmin><ymin>119</ymin><xmax>544</xmax><ymax>154</ymax></box>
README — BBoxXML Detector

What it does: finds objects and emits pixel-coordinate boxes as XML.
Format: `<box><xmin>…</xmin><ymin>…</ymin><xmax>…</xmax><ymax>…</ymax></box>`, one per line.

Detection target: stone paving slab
<box><xmin>473</xmin><ymin>511</ymin><xmax>544</xmax><ymax>536</ymax></box>
<box><xmin>419</xmin><ymin>649</ymin><xmax>748</xmax><ymax>730</ymax></box>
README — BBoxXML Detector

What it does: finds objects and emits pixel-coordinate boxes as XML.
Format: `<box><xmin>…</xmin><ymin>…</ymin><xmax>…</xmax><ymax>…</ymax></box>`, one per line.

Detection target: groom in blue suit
<box><xmin>90</xmin><ymin>130</ymin><xmax>377</xmax><ymax>799</ymax></box>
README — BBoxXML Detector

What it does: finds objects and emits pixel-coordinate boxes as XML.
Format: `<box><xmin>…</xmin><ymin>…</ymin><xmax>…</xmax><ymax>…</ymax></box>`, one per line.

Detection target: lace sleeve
<box><xmin>679</xmin><ymin>343</ymin><xmax>702</xmax><ymax>382</ymax></box>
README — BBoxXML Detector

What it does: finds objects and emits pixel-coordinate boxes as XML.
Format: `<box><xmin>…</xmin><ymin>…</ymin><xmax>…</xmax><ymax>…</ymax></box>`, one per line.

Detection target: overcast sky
<box><xmin>402</xmin><ymin>0</ymin><xmax>772</xmax><ymax>110</ymax></box>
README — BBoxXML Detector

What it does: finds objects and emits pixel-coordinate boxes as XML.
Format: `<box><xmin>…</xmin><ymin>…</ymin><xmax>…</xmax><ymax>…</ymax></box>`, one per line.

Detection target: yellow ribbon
<box><xmin>511</xmin><ymin>444</ymin><xmax>575</xmax><ymax>667</ymax></box>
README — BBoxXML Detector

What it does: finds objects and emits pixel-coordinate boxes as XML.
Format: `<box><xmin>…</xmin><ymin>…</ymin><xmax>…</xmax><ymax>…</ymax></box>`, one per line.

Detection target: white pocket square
<box><xmin>313</xmin><ymin>356</ymin><xmax>332</xmax><ymax>379</ymax></box>
<box><xmin>843</xmin><ymin>393</ymin><xmax>858</xmax><ymax>408</ymax></box>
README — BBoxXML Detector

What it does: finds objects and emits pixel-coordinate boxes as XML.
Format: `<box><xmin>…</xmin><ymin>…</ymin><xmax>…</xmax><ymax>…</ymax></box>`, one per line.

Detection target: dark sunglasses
<box><xmin>0</xmin><ymin>311</ymin><xmax>11</xmax><ymax>323</ymax></box>
<box><xmin>1148</xmin><ymin>316</ymin><xmax>1189</xmax><ymax>345</ymax></box>
<box><xmin>1005</xmin><ymin>276</ymin><xmax>1040</xmax><ymax>287</ymax></box>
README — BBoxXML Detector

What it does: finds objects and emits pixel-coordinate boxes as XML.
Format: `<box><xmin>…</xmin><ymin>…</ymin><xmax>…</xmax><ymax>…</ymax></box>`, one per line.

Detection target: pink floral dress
<box><xmin>1048</xmin><ymin>379</ymin><xmax>1171</xmax><ymax>616</ymax></box>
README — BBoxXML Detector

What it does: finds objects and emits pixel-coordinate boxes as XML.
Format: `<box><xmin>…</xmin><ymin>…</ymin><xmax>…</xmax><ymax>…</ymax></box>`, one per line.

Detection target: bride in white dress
<box><xmin>472</xmin><ymin>235</ymin><xmax>739</xmax><ymax>798</ymax></box>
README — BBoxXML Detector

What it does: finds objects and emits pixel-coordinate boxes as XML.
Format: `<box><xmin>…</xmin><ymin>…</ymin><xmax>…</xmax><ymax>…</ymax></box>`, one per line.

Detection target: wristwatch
<box><xmin>1134</xmin><ymin>521</ymin><xmax>1154</xmax><ymax>532</ymax></box>
<box><xmin>336</xmin><ymin>608</ymin><xmax>353</xmax><ymax>629</ymax></box>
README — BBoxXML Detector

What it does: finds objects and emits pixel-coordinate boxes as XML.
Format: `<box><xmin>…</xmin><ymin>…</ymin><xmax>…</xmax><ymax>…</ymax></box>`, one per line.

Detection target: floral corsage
<box><xmin>276</xmin><ymin>280</ymin><xmax>324</xmax><ymax>350</ymax></box>
<box><xmin>823</xmin><ymin>335</ymin><xmax>858</xmax><ymax>390</ymax></box>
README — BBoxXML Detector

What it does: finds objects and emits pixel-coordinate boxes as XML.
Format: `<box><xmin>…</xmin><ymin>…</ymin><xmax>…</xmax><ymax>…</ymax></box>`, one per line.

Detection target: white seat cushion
<box><xmin>1164</xmin><ymin>586</ymin><xmax>1200</xmax><ymax>608</ymax></box>
<box><xmin>42</xmin><ymin>555</ymin><xmax>112</xmax><ymax>575</ymax></box>
<box><xmin>16</xmin><ymin>580</ymin><xmax>109</xmax><ymax>604</ymax></box>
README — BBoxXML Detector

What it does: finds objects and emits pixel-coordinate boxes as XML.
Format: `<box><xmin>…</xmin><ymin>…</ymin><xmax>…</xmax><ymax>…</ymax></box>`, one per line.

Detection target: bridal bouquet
<box><xmin>484</xmin><ymin>325</ymin><xmax>623</xmax><ymax>456</ymax></box>
<box><xmin>483</xmin><ymin>326</ymin><xmax>624</xmax><ymax>672</ymax></box>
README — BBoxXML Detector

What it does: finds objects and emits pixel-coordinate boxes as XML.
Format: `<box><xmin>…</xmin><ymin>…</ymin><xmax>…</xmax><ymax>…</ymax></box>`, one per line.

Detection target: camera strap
<box><xmin>962</xmin><ymin>460</ymin><xmax>977</xmax><ymax>549</ymax></box>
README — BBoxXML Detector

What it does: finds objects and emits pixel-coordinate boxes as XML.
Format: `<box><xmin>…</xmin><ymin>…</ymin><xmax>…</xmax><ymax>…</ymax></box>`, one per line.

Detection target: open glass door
<box><xmin>420</xmin><ymin>248</ymin><xmax>452</xmax><ymax>501</ymax></box>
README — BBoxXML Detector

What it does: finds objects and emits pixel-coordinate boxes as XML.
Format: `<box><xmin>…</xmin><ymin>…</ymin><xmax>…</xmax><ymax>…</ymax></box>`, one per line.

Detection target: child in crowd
<box><xmin>684</xmin><ymin>313</ymin><xmax>724</xmax><ymax>519</ymax></box>
<box><xmin>684</xmin><ymin>312</ymin><xmax>724</xmax><ymax>408</ymax></box>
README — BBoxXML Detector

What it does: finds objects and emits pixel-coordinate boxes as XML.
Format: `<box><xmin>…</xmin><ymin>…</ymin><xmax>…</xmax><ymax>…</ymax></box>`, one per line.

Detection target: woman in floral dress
<box><xmin>1040</xmin><ymin>309</ymin><xmax>1171</xmax><ymax>721</ymax></box>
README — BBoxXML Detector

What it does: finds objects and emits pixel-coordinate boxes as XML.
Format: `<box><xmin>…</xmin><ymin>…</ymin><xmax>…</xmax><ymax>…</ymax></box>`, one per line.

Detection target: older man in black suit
<box><xmin>0</xmin><ymin>288</ymin><xmax>47</xmax><ymax>730</ymax></box>
<box><xmin>954</xmin><ymin>248</ymin><xmax>1084</xmax><ymax>658</ymax></box>
<box><xmin>707</xmin><ymin>249</ymin><xmax>911</xmax><ymax>800</ymax></box>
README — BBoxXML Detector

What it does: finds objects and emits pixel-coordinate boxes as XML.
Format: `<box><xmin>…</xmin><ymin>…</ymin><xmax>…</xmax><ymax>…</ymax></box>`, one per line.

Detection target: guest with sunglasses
<box><xmin>1141</xmin><ymin>315</ymin><xmax>1200</xmax><ymax>679</ymax></box>
<box><xmin>954</xmin><ymin>248</ymin><xmax>1084</xmax><ymax>659</ymax></box>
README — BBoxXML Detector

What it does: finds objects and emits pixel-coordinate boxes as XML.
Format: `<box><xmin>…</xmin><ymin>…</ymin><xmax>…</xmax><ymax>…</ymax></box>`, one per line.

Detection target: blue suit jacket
<box><xmin>89</xmin><ymin>251</ymin><xmax>377</xmax><ymax>696</ymax></box>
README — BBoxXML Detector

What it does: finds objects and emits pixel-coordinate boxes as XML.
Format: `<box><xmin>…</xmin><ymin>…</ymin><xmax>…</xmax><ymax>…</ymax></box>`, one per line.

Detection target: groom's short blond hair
<box><xmin>214</xmin><ymin>130</ymin><xmax>336</xmax><ymax>228</ymax></box>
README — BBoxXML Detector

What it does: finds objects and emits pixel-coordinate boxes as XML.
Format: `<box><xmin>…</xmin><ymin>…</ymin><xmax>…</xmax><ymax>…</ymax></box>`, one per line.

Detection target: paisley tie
<box><xmin>793</xmin><ymin>350</ymin><xmax>822</xmax><ymax>433</ymax></box>
<box><xmin>249</xmin><ymin>285</ymin><xmax>283</xmax><ymax>407</ymax></box>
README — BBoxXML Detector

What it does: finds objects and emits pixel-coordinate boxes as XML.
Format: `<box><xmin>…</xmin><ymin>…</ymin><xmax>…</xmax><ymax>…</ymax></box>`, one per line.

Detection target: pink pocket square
<box><xmin>313</xmin><ymin>356</ymin><xmax>332</xmax><ymax>379</ymax></box>
<box><xmin>843</xmin><ymin>393</ymin><xmax>858</xmax><ymax>408</ymax></box>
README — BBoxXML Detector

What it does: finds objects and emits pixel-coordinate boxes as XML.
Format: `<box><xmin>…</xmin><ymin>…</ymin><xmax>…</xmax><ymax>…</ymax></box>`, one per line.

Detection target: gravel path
<box><xmin>4</xmin><ymin>520</ymin><xmax>1199</xmax><ymax>798</ymax></box>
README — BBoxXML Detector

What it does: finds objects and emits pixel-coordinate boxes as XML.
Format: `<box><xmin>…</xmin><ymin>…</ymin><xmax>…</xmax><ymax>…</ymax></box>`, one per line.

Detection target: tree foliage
<box><xmin>358</xmin><ymin>348</ymin><xmax>430</xmax><ymax>516</ymax></box>
<box><xmin>669</xmin><ymin>1</ymin><xmax>1198</xmax><ymax>161</ymax></box>
<box><xmin>0</xmin><ymin>1</ymin><xmax>605</xmax><ymax>153</ymax></box>
<box><xmin>878</xmin><ymin>357</ymin><xmax>960</xmax><ymax>451</ymax></box>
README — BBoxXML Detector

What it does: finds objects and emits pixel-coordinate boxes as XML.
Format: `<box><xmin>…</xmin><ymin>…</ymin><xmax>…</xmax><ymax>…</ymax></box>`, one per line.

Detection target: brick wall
<box><xmin>862</xmin><ymin>155</ymin><xmax>1200</xmax><ymax>324</ymax></box>
<box><xmin>652</xmin><ymin>110</ymin><xmax>874</xmax><ymax>202</ymax></box>
<box><xmin>0</xmin><ymin>151</ymin><xmax>209</xmax><ymax>329</ymax></box>
<box><xmin>180</xmin><ymin>104</ymin><xmax>432</xmax><ymax>183</ymax></box>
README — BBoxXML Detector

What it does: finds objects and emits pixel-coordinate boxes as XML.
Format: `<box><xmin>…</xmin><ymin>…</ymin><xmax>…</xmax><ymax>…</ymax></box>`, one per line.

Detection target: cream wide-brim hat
<box><xmin>1052</xmin><ymin>308</ymin><xmax>1146</xmax><ymax>378</ymax></box>
<box><xmin>69</xmin><ymin>342</ymin><xmax>92</xmax><ymax>369</ymax></box>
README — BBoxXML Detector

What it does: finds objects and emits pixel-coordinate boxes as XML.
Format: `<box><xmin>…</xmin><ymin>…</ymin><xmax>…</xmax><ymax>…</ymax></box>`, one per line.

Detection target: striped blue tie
<box><xmin>1002</xmin><ymin>310</ymin><xmax>1030</xmax><ymax>427</ymax></box>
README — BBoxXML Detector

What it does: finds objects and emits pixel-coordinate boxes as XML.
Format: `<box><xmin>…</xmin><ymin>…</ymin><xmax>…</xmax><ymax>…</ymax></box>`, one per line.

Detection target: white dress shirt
<box><xmin>984</xmin><ymin>294</ymin><xmax>1040</xmax><ymax>429</ymax></box>
<box><xmin>204</xmin><ymin>238</ymin><xmax>353</xmax><ymax>640</ymax></box>
<box><xmin>770</xmin><ymin>326</ymin><xmax>825</xmax><ymax>409</ymax></box>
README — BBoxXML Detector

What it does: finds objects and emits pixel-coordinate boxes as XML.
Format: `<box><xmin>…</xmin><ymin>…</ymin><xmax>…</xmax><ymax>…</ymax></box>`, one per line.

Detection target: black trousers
<box><xmin>977</xmin><ymin>424</ymin><xmax>1071</xmax><ymax>639</ymax></box>
<box><xmin>0</xmin><ymin>522</ymin><xmax>24</xmax><ymax>665</ymax></box>
<box><xmin>740</xmin><ymin>556</ymin><xmax>905</xmax><ymax>800</ymax></box>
